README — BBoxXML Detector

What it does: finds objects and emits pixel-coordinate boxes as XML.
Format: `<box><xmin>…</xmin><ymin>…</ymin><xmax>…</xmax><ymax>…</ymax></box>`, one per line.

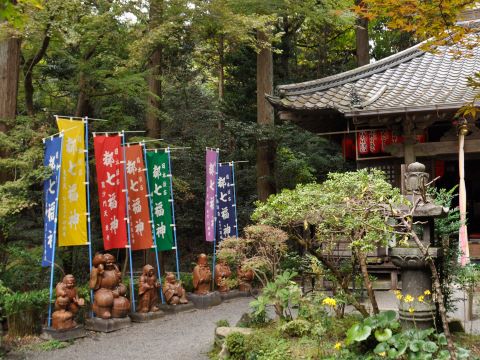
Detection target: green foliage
<box><xmin>250</xmin><ymin>270</ymin><xmax>301</xmax><ymax>321</ymax></box>
<box><xmin>38</xmin><ymin>340</ymin><xmax>69</xmax><ymax>351</ymax></box>
<box><xmin>225</xmin><ymin>332</ymin><xmax>247</xmax><ymax>360</ymax></box>
<box><xmin>2</xmin><ymin>288</ymin><xmax>49</xmax><ymax>316</ymax></box>
<box><xmin>216</xmin><ymin>319</ymin><xmax>230</xmax><ymax>328</ymax></box>
<box><xmin>280</xmin><ymin>319</ymin><xmax>312</xmax><ymax>337</ymax></box>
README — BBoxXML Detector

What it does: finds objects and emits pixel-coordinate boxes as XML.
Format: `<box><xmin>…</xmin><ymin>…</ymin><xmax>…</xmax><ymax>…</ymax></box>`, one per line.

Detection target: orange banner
<box><xmin>124</xmin><ymin>145</ymin><xmax>154</xmax><ymax>250</ymax></box>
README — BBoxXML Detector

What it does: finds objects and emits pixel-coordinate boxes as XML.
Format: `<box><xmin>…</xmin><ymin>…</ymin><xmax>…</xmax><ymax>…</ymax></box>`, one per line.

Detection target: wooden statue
<box><xmin>214</xmin><ymin>260</ymin><xmax>232</xmax><ymax>293</ymax></box>
<box><xmin>137</xmin><ymin>264</ymin><xmax>160</xmax><ymax>313</ymax></box>
<box><xmin>237</xmin><ymin>264</ymin><xmax>254</xmax><ymax>292</ymax></box>
<box><xmin>163</xmin><ymin>272</ymin><xmax>188</xmax><ymax>305</ymax></box>
<box><xmin>89</xmin><ymin>253</ymin><xmax>130</xmax><ymax>319</ymax></box>
<box><xmin>192</xmin><ymin>253</ymin><xmax>211</xmax><ymax>295</ymax></box>
<box><xmin>52</xmin><ymin>274</ymin><xmax>85</xmax><ymax>330</ymax></box>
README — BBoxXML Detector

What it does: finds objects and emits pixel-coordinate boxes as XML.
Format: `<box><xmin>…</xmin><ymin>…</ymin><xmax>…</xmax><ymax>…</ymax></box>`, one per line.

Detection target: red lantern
<box><xmin>391</xmin><ymin>134</ymin><xmax>404</xmax><ymax>144</ymax></box>
<box><xmin>380</xmin><ymin>130</ymin><xmax>392</xmax><ymax>153</ymax></box>
<box><xmin>416</xmin><ymin>134</ymin><xmax>426</xmax><ymax>143</ymax></box>
<box><xmin>357</xmin><ymin>131</ymin><xmax>370</xmax><ymax>155</ymax></box>
<box><xmin>435</xmin><ymin>160</ymin><xmax>445</xmax><ymax>178</ymax></box>
<box><xmin>369</xmin><ymin>131</ymin><xmax>382</xmax><ymax>154</ymax></box>
<box><xmin>342</xmin><ymin>135</ymin><xmax>355</xmax><ymax>160</ymax></box>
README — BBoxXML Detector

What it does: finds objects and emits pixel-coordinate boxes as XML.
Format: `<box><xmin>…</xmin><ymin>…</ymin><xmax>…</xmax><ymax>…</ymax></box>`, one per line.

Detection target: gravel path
<box><xmin>20</xmin><ymin>297</ymin><xmax>252</xmax><ymax>360</ymax></box>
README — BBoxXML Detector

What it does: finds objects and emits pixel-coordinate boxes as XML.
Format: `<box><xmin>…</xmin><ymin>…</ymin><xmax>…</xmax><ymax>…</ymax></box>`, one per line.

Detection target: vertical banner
<box><xmin>146</xmin><ymin>151</ymin><xmax>174</xmax><ymax>251</ymax></box>
<box><xmin>124</xmin><ymin>145</ymin><xmax>154</xmax><ymax>250</ymax></box>
<box><xmin>42</xmin><ymin>137</ymin><xmax>63</xmax><ymax>267</ymax></box>
<box><xmin>216</xmin><ymin>163</ymin><xmax>236</xmax><ymax>241</ymax></box>
<box><xmin>94</xmin><ymin>135</ymin><xmax>128</xmax><ymax>250</ymax></box>
<box><xmin>205</xmin><ymin>149</ymin><xmax>219</xmax><ymax>242</ymax></box>
<box><xmin>57</xmin><ymin>118</ymin><xmax>88</xmax><ymax>246</ymax></box>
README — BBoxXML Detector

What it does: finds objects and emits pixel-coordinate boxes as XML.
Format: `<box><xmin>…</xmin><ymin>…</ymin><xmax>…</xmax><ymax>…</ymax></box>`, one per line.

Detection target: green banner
<box><xmin>146</xmin><ymin>151</ymin><xmax>174</xmax><ymax>251</ymax></box>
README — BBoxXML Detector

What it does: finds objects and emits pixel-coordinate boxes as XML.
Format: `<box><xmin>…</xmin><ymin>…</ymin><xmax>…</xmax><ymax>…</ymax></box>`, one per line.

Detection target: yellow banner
<box><xmin>57</xmin><ymin>118</ymin><xmax>88</xmax><ymax>246</ymax></box>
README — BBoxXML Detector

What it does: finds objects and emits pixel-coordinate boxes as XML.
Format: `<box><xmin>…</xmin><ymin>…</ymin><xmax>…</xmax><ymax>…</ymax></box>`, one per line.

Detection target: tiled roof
<box><xmin>268</xmin><ymin>21</ymin><xmax>480</xmax><ymax>117</ymax></box>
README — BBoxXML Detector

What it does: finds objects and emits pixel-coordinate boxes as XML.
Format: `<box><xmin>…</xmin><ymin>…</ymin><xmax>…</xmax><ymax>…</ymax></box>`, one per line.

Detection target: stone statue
<box><xmin>52</xmin><ymin>274</ymin><xmax>85</xmax><ymax>330</ymax></box>
<box><xmin>89</xmin><ymin>253</ymin><xmax>130</xmax><ymax>319</ymax></box>
<box><xmin>163</xmin><ymin>272</ymin><xmax>188</xmax><ymax>305</ymax></box>
<box><xmin>193</xmin><ymin>253</ymin><xmax>212</xmax><ymax>295</ymax></box>
<box><xmin>214</xmin><ymin>260</ymin><xmax>232</xmax><ymax>293</ymax></box>
<box><xmin>237</xmin><ymin>264</ymin><xmax>254</xmax><ymax>292</ymax></box>
<box><xmin>137</xmin><ymin>264</ymin><xmax>160</xmax><ymax>313</ymax></box>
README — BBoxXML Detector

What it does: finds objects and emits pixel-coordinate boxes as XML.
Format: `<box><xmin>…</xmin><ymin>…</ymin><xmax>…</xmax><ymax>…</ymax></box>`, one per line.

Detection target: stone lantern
<box><xmin>390</xmin><ymin>162</ymin><xmax>448</xmax><ymax>329</ymax></box>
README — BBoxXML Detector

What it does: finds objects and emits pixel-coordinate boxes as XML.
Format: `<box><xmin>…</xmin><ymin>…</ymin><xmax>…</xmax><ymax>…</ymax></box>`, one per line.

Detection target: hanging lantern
<box><xmin>357</xmin><ymin>131</ymin><xmax>370</xmax><ymax>155</ymax></box>
<box><xmin>381</xmin><ymin>130</ymin><xmax>392</xmax><ymax>153</ymax></box>
<box><xmin>369</xmin><ymin>131</ymin><xmax>382</xmax><ymax>154</ymax></box>
<box><xmin>416</xmin><ymin>134</ymin><xmax>426</xmax><ymax>143</ymax></box>
<box><xmin>391</xmin><ymin>133</ymin><xmax>404</xmax><ymax>144</ymax></box>
<box><xmin>342</xmin><ymin>135</ymin><xmax>355</xmax><ymax>160</ymax></box>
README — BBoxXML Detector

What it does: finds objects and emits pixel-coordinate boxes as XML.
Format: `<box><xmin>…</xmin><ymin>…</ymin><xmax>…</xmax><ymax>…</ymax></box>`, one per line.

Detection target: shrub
<box><xmin>216</xmin><ymin>319</ymin><xmax>230</xmax><ymax>327</ymax></box>
<box><xmin>280</xmin><ymin>319</ymin><xmax>311</xmax><ymax>337</ymax></box>
<box><xmin>225</xmin><ymin>332</ymin><xmax>247</xmax><ymax>360</ymax></box>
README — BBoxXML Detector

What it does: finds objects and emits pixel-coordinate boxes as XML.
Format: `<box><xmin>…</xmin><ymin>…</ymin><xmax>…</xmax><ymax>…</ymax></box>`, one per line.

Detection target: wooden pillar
<box><xmin>403</xmin><ymin>115</ymin><xmax>416</xmax><ymax>166</ymax></box>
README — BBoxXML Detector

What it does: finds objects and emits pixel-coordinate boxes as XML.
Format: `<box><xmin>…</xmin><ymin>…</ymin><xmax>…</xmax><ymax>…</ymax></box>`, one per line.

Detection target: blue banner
<box><xmin>42</xmin><ymin>136</ymin><xmax>63</xmax><ymax>267</ymax></box>
<box><xmin>216</xmin><ymin>163</ymin><xmax>237</xmax><ymax>241</ymax></box>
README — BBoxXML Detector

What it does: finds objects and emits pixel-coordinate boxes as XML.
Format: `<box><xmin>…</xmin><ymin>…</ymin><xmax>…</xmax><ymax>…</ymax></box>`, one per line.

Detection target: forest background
<box><xmin>0</xmin><ymin>0</ymin><xmax>471</xmax><ymax>294</ymax></box>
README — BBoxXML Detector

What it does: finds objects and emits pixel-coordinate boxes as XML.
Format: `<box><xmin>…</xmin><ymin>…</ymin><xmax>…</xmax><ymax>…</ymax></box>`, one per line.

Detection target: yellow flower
<box><xmin>393</xmin><ymin>290</ymin><xmax>401</xmax><ymax>296</ymax></box>
<box><xmin>404</xmin><ymin>294</ymin><xmax>414</xmax><ymax>303</ymax></box>
<box><xmin>396</xmin><ymin>294</ymin><xmax>403</xmax><ymax>300</ymax></box>
<box><xmin>378</xmin><ymin>352</ymin><xmax>386</xmax><ymax>357</ymax></box>
<box><xmin>424</xmin><ymin>290</ymin><xmax>431</xmax><ymax>295</ymax></box>
<box><xmin>334</xmin><ymin>342</ymin><xmax>342</xmax><ymax>350</ymax></box>
<box><xmin>417</xmin><ymin>295</ymin><xmax>425</xmax><ymax>302</ymax></box>
<box><xmin>409</xmin><ymin>307</ymin><xmax>415</xmax><ymax>314</ymax></box>
<box><xmin>322</xmin><ymin>297</ymin><xmax>337</xmax><ymax>307</ymax></box>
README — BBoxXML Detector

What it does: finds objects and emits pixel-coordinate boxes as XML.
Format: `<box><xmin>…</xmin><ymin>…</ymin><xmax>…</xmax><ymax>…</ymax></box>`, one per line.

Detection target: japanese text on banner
<box><xmin>216</xmin><ymin>163</ymin><xmax>237</xmax><ymax>241</ymax></box>
<box><xmin>146</xmin><ymin>151</ymin><xmax>174</xmax><ymax>251</ymax></box>
<box><xmin>94</xmin><ymin>135</ymin><xmax>128</xmax><ymax>250</ymax></box>
<box><xmin>124</xmin><ymin>145</ymin><xmax>153</xmax><ymax>250</ymax></box>
<box><xmin>42</xmin><ymin>137</ymin><xmax>62</xmax><ymax>267</ymax></box>
<box><xmin>57</xmin><ymin>118</ymin><xmax>88</xmax><ymax>246</ymax></box>
<box><xmin>205</xmin><ymin>149</ymin><xmax>218</xmax><ymax>242</ymax></box>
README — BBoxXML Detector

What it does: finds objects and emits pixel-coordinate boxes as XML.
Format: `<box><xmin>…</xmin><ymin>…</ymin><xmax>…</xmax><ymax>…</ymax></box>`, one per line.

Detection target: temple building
<box><xmin>267</xmin><ymin>11</ymin><xmax>480</xmax><ymax>269</ymax></box>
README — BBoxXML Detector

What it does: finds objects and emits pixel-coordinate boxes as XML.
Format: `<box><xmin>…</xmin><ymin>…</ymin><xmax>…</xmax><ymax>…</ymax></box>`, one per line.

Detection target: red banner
<box><xmin>124</xmin><ymin>145</ymin><xmax>153</xmax><ymax>251</ymax></box>
<box><xmin>94</xmin><ymin>135</ymin><xmax>128</xmax><ymax>250</ymax></box>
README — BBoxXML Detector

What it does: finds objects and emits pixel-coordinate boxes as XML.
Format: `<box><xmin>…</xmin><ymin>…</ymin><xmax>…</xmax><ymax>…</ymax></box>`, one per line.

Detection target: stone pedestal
<box><xmin>219</xmin><ymin>290</ymin><xmax>250</xmax><ymax>301</ymax></box>
<box><xmin>129</xmin><ymin>311</ymin><xmax>165</xmax><ymax>323</ymax></box>
<box><xmin>391</xmin><ymin>247</ymin><xmax>439</xmax><ymax>329</ymax></box>
<box><xmin>187</xmin><ymin>292</ymin><xmax>222</xmax><ymax>309</ymax></box>
<box><xmin>85</xmin><ymin>317</ymin><xmax>131</xmax><ymax>332</ymax></box>
<box><xmin>41</xmin><ymin>325</ymin><xmax>87</xmax><ymax>341</ymax></box>
<box><xmin>158</xmin><ymin>302</ymin><xmax>196</xmax><ymax>314</ymax></box>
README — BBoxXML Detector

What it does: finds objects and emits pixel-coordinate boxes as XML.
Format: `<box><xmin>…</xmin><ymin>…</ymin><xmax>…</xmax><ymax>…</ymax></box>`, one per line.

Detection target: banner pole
<box><xmin>84</xmin><ymin>117</ymin><xmax>94</xmax><ymax>314</ymax></box>
<box><xmin>121</xmin><ymin>131</ymin><xmax>136</xmax><ymax>312</ymax></box>
<box><xmin>142</xmin><ymin>143</ymin><xmax>165</xmax><ymax>303</ymax></box>
<box><xmin>211</xmin><ymin>149</ymin><xmax>220</xmax><ymax>289</ymax></box>
<box><xmin>166</xmin><ymin>147</ymin><xmax>181</xmax><ymax>279</ymax></box>
<box><xmin>47</xmin><ymin>133</ymin><xmax>63</xmax><ymax>328</ymax></box>
<box><xmin>231</xmin><ymin>162</ymin><xmax>239</xmax><ymax>239</ymax></box>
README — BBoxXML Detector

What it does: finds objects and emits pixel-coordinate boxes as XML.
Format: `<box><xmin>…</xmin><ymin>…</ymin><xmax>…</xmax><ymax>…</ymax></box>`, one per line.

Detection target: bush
<box><xmin>225</xmin><ymin>332</ymin><xmax>247</xmax><ymax>360</ymax></box>
<box><xmin>216</xmin><ymin>319</ymin><xmax>230</xmax><ymax>327</ymax></box>
<box><xmin>281</xmin><ymin>319</ymin><xmax>311</xmax><ymax>337</ymax></box>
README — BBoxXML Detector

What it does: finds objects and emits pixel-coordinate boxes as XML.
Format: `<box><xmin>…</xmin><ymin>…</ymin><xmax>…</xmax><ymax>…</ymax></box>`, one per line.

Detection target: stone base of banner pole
<box><xmin>41</xmin><ymin>326</ymin><xmax>87</xmax><ymax>341</ymax></box>
<box><xmin>129</xmin><ymin>310</ymin><xmax>165</xmax><ymax>323</ymax></box>
<box><xmin>85</xmin><ymin>317</ymin><xmax>131</xmax><ymax>332</ymax></box>
<box><xmin>158</xmin><ymin>302</ymin><xmax>196</xmax><ymax>314</ymax></box>
<box><xmin>187</xmin><ymin>292</ymin><xmax>222</xmax><ymax>309</ymax></box>
<box><xmin>219</xmin><ymin>290</ymin><xmax>251</xmax><ymax>301</ymax></box>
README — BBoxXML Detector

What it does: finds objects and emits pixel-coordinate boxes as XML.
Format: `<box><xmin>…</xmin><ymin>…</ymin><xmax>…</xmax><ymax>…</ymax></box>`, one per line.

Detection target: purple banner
<box><xmin>205</xmin><ymin>149</ymin><xmax>219</xmax><ymax>242</ymax></box>
<box><xmin>216</xmin><ymin>163</ymin><xmax>237</xmax><ymax>241</ymax></box>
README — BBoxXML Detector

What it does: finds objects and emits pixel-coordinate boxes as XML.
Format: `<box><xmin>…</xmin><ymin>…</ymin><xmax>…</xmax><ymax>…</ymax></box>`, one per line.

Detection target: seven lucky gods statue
<box><xmin>137</xmin><ymin>264</ymin><xmax>161</xmax><ymax>313</ymax></box>
<box><xmin>52</xmin><ymin>274</ymin><xmax>85</xmax><ymax>330</ymax></box>
<box><xmin>89</xmin><ymin>253</ymin><xmax>130</xmax><ymax>319</ymax></box>
<box><xmin>193</xmin><ymin>253</ymin><xmax>212</xmax><ymax>295</ymax></box>
<box><xmin>163</xmin><ymin>272</ymin><xmax>188</xmax><ymax>305</ymax></box>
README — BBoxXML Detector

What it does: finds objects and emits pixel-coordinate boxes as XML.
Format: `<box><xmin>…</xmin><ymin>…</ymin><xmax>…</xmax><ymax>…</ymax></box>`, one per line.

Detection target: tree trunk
<box><xmin>24</xmin><ymin>31</ymin><xmax>50</xmax><ymax>116</ymax></box>
<box><xmin>146</xmin><ymin>0</ymin><xmax>163</xmax><ymax>138</ymax></box>
<box><xmin>0</xmin><ymin>35</ymin><xmax>21</xmax><ymax>129</ymax></box>
<box><xmin>358</xmin><ymin>251</ymin><xmax>379</xmax><ymax>314</ymax></box>
<box><xmin>355</xmin><ymin>0</ymin><xmax>370</xmax><ymax>67</ymax></box>
<box><xmin>256</xmin><ymin>29</ymin><xmax>275</xmax><ymax>202</ymax></box>
<box><xmin>217</xmin><ymin>34</ymin><xmax>225</xmax><ymax>130</ymax></box>
<box><xmin>75</xmin><ymin>71</ymin><xmax>90</xmax><ymax>117</ymax></box>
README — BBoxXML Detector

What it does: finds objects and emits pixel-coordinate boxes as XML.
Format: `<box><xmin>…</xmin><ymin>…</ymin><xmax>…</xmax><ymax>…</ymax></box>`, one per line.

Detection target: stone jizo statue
<box><xmin>163</xmin><ymin>272</ymin><xmax>188</xmax><ymax>305</ymax></box>
<box><xmin>89</xmin><ymin>253</ymin><xmax>130</xmax><ymax>319</ymax></box>
<box><xmin>52</xmin><ymin>274</ymin><xmax>85</xmax><ymax>330</ymax></box>
<box><xmin>193</xmin><ymin>253</ymin><xmax>212</xmax><ymax>295</ymax></box>
<box><xmin>214</xmin><ymin>260</ymin><xmax>232</xmax><ymax>293</ymax></box>
<box><xmin>237</xmin><ymin>265</ymin><xmax>254</xmax><ymax>292</ymax></box>
<box><xmin>137</xmin><ymin>264</ymin><xmax>160</xmax><ymax>313</ymax></box>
